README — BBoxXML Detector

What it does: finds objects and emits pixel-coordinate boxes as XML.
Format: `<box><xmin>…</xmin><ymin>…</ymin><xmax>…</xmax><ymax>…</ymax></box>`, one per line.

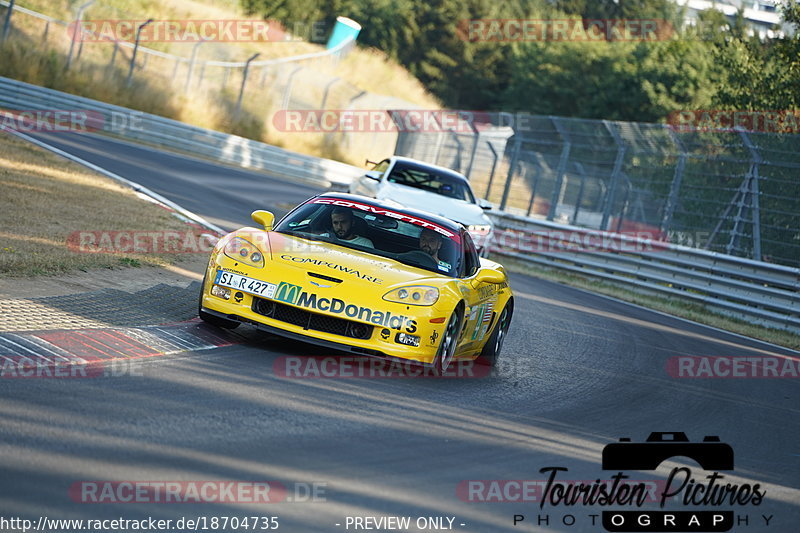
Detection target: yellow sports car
<box><xmin>198</xmin><ymin>193</ymin><xmax>513</xmax><ymax>371</ymax></box>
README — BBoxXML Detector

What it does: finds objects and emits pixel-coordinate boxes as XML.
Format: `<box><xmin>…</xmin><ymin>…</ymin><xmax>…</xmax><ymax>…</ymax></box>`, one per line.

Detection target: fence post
<box><xmin>0</xmin><ymin>0</ymin><xmax>14</xmax><ymax>44</ymax></box>
<box><xmin>735</xmin><ymin>131</ymin><xmax>763</xmax><ymax>261</ymax></box>
<box><xmin>499</xmin><ymin>134</ymin><xmax>522</xmax><ymax>212</ymax></box>
<box><xmin>65</xmin><ymin>0</ymin><xmax>95</xmax><ymax>70</ymax></box>
<box><xmin>234</xmin><ymin>53</ymin><xmax>260</xmax><ymax>120</ymax></box>
<box><xmin>484</xmin><ymin>140</ymin><xmax>498</xmax><ymax>200</ymax></box>
<box><xmin>661</xmin><ymin>127</ymin><xmax>687</xmax><ymax>235</ymax></box>
<box><xmin>321</xmin><ymin>77</ymin><xmax>341</xmax><ymax>109</ymax></box>
<box><xmin>601</xmin><ymin>121</ymin><xmax>627</xmax><ymax>231</ymax></box>
<box><xmin>464</xmin><ymin>114</ymin><xmax>479</xmax><ymax>180</ymax></box>
<box><xmin>281</xmin><ymin>65</ymin><xmax>303</xmax><ymax>110</ymax></box>
<box><xmin>548</xmin><ymin>116</ymin><xmax>571</xmax><ymax>221</ymax></box>
<box><xmin>126</xmin><ymin>19</ymin><xmax>153</xmax><ymax>87</ymax></box>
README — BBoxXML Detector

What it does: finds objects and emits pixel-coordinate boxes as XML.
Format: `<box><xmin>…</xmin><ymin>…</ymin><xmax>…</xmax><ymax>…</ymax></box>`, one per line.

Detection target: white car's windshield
<box><xmin>385</xmin><ymin>163</ymin><xmax>476</xmax><ymax>203</ymax></box>
<box><xmin>275</xmin><ymin>198</ymin><xmax>464</xmax><ymax>277</ymax></box>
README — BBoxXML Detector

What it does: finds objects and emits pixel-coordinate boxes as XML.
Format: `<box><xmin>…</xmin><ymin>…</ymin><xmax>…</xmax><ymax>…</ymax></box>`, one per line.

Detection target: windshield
<box><xmin>386</xmin><ymin>163</ymin><xmax>476</xmax><ymax>203</ymax></box>
<box><xmin>275</xmin><ymin>198</ymin><xmax>463</xmax><ymax>277</ymax></box>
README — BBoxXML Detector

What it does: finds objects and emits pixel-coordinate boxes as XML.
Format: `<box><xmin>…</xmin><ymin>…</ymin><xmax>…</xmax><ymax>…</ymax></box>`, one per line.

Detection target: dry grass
<box><xmin>497</xmin><ymin>255</ymin><xmax>800</xmax><ymax>351</ymax></box>
<box><xmin>0</xmin><ymin>132</ymin><xmax>199</xmax><ymax>277</ymax></box>
<box><xmin>0</xmin><ymin>0</ymin><xmax>440</xmax><ymax>166</ymax></box>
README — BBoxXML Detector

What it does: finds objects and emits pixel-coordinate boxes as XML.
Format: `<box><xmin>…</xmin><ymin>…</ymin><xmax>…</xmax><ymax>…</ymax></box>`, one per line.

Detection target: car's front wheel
<box><xmin>198</xmin><ymin>272</ymin><xmax>240</xmax><ymax>330</ymax></box>
<box><xmin>434</xmin><ymin>306</ymin><xmax>463</xmax><ymax>374</ymax></box>
<box><xmin>477</xmin><ymin>300</ymin><xmax>513</xmax><ymax>366</ymax></box>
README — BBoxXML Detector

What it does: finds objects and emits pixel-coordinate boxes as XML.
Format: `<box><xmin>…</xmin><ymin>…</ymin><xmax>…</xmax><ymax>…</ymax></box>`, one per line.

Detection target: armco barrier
<box><xmin>1</xmin><ymin>76</ymin><xmax>797</xmax><ymax>333</ymax></box>
<box><xmin>488</xmin><ymin>211</ymin><xmax>800</xmax><ymax>333</ymax></box>
<box><xmin>0</xmin><ymin>76</ymin><xmax>364</xmax><ymax>188</ymax></box>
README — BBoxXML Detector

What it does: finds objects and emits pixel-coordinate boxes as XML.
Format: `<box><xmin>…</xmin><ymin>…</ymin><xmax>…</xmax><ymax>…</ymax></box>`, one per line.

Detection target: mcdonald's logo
<box><xmin>275</xmin><ymin>282</ymin><xmax>303</xmax><ymax>304</ymax></box>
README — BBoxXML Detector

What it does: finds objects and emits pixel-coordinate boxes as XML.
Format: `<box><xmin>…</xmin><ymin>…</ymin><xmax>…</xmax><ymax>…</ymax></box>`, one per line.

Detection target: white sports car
<box><xmin>349</xmin><ymin>156</ymin><xmax>494</xmax><ymax>255</ymax></box>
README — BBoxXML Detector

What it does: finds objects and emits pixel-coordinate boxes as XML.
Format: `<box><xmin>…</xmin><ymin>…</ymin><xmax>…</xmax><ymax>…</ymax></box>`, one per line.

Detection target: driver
<box><xmin>323</xmin><ymin>207</ymin><xmax>374</xmax><ymax>247</ymax></box>
<box><xmin>419</xmin><ymin>228</ymin><xmax>442</xmax><ymax>261</ymax></box>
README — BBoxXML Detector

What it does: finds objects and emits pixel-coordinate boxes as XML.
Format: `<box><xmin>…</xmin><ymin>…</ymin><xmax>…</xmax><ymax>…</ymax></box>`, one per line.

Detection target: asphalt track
<box><xmin>0</xmin><ymin>131</ymin><xmax>798</xmax><ymax>533</ymax></box>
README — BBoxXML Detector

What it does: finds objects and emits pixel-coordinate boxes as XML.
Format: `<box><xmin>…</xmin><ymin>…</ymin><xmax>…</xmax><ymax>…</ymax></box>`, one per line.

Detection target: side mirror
<box><xmin>365</xmin><ymin>170</ymin><xmax>382</xmax><ymax>181</ymax></box>
<box><xmin>472</xmin><ymin>267</ymin><xmax>505</xmax><ymax>286</ymax></box>
<box><xmin>251</xmin><ymin>210</ymin><xmax>275</xmax><ymax>231</ymax></box>
<box><xmin>478</xmin><ymin>198</ymin><xmax>493</xmax><ymax>210</ymax></box>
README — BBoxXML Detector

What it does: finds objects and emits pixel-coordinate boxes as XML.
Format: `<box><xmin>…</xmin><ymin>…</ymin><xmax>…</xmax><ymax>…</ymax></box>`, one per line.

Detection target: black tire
<box><xmin>477</xmin><ymin>300</ymin><xmax>513</xmax><ymax>366</ymax></box>
<box><xmin>198</xmin><ymin>272</ymin><xmax>240</xmax><ymax>330</ymax></box>
<box><xmin>434</xmin><ymin>306</ymin><xmax>463</xmax><ymax>373</ymax></box>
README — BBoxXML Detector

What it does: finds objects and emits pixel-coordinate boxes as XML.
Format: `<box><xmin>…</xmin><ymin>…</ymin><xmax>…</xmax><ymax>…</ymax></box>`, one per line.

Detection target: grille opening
<box><xmin>252</xmin><ymin>297</ymin><xmax>372</xmax><ymax>340</ymax></box>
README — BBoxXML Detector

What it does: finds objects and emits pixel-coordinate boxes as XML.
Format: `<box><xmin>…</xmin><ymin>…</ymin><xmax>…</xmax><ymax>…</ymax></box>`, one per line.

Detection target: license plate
<box><xmin>214</xmin><ymin>270</ymin><xmax>277</xmax><ymax>298</ymax></box>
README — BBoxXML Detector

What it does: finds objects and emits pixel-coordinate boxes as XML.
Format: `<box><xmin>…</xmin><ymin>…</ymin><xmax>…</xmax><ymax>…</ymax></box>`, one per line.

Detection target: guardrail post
<box><xmin>601</xmin><ymin>121</ymin><xmax>627</xmax><ymax>231</ymax></box>
<box><xmin>499</xmin><ymin>134</ymin><xmax>522</xmax><ymax>211</ymax></box>
<box><xmin>0</xmin><ymin>0</ymin><xmax>14</xmax><ymax>44</ymax></box>
<box><xmin>548</xmin><ymin>116</ymin><xmax>571</xmax><ymax>221</ymax></box>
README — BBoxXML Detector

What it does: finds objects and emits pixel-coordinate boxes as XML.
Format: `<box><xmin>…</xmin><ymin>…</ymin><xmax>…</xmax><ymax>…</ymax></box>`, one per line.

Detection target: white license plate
<box><xmin>214</xmin><ymin>270</ymin><xmax>276</xmax><ymax>298</ymax></box>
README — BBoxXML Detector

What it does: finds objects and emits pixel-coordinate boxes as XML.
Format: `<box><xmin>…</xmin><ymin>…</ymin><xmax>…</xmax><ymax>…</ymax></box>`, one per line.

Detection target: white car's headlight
<box><xmin>223</xmin><ymin>237</ymin><xmax>265</xmax><ymax>268</ymax></box>
<box><xmin>383</xmin><ymin>285</ymin><xmax>439</xmax><ymax>306</ymax></box>
<box><xmin>467</xmin><ymin>224</ymin><xmax>492</xmax><ymax>235</ymax></box>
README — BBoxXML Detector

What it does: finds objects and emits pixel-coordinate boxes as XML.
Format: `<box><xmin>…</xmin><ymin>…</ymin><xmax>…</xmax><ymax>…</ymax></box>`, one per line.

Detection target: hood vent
<box><xmin>307</xmin><ymin>272</ymin><xmax>343</xmax><ymax>283</ymax></box>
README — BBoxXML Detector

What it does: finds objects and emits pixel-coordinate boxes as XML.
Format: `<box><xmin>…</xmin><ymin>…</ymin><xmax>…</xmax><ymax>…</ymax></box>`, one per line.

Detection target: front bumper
<box><xmin>201</xmin><ymin>281</ymin><xmax>447</xmax><ymax>365</ymax></box>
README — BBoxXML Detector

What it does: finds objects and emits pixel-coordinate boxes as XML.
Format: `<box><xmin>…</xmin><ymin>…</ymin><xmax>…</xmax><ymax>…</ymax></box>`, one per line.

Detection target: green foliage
<box><xmin>241</xmin><ymin>0</ymin><xmax>800</xmax><ymax>121</ymax></box>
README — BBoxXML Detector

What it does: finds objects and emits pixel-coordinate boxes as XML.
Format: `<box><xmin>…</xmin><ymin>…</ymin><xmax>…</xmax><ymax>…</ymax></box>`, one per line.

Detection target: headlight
<box><xmin>223</xmin><ymin>237</ymin><xmax>265</xmax><ymax>268</ymax></box>
<box><xmin>468</xmin><ymin>224</ymin><xmax>492</xmax><ymax>235</ymax></box>
<box><xmin>383</xmin><ymin>285</ymin><xmax>439</xmax><ymax>306</ymax></box>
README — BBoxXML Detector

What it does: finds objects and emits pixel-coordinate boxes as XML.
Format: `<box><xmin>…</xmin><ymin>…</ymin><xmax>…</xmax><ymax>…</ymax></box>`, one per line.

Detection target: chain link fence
<box><xmin>0</xmin><ymin>1</ymin><xmax>379</xmax><ymax>127</ymax></box>
<box><xmin>394</xmin><ymin>113</ymin><xmax>800</xmax><ymax>268</ymax></box>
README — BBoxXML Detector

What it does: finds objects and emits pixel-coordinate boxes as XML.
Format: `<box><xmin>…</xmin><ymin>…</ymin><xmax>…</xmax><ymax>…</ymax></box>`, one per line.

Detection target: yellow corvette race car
<box><xmin>198</xmin><ymin>193</ymin><xmax>513</xmax><ymax>371</ymax></box>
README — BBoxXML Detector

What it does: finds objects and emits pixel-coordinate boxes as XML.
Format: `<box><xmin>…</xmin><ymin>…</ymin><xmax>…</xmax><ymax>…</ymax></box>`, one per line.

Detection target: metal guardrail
<box><xmin>0</xmin><ymin>76</ymin><xmax>364</xmax><ymax>187</ymax></box>
<box><xmin>488</xmin><ymin>211</ymin><xmax>800</xmax><ymax>333</ymax></box>
<box><xmin>1</xmin><ymin>76</ymin><xmax>797</xmax><ymax>333</ymax></box>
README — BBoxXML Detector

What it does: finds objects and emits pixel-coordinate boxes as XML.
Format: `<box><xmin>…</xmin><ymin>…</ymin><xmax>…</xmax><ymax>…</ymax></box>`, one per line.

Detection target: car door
<box><xmin>456</xmin><ymin>231</ymin><xmax>499</xmax><ymax>353</ymax></box>
<box><xmin>352</xmin><ymin>159</ymin><xmax>389</xmax><ymax>197</ymax></box>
